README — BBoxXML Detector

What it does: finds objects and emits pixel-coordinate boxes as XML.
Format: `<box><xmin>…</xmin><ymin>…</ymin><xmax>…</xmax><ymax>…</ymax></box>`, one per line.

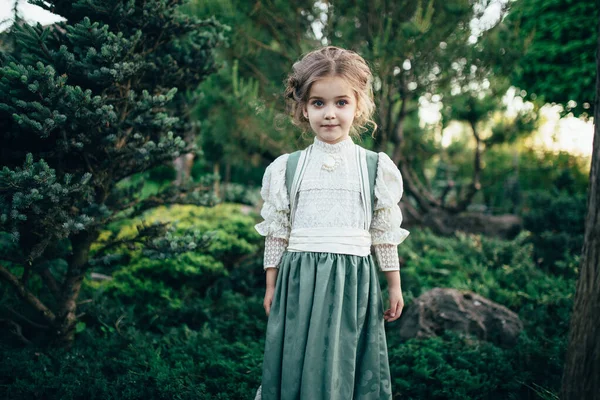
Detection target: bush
<box><xmin>1</xmin><ymin>212</ymin><xmax>576</xmax><ymax>399</ymax></box>
<box><xmin>475</xmin><ymin>146</ymin><xmax>589</xmax><ymax>215</ymax></box>
<box><xmin>386</xmin><ymin>228</ymin><xmax>574</xmax><ymax>399</ymax></box>
<box><xmin>0</xmin><ymin>291</ymin><xmax>266</xmax><ymax>400</ymax></box>
<box><xmin>522</xmin><ymin>189</ymin><xmax>586</xmax><ymax>277</ymax></box>
<box><xmin>88</xmin><ymin>203</ymin><xmax>263</xmax><ymax>322</ymax></box>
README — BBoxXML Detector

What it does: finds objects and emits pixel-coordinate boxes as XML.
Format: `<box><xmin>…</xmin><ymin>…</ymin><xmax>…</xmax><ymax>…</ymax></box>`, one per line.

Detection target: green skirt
<box><xmin>259</xmin><ymin>251</ymin><xmax>393</xmax><ymax>400</ymax></box>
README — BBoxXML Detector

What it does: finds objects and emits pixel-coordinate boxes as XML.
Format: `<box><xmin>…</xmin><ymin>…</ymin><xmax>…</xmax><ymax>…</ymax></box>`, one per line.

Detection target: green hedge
<box><xmin>1</xmin><ymin>205</ymin><xmax>575</xmax><ymax>399</ymax></box>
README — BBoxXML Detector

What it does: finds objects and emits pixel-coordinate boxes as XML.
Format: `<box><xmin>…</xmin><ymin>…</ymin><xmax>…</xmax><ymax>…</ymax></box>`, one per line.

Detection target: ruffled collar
<box><xmin>312</xmin><ymin>136</ymin><xmax>354</xmax><ymax>153</ymax></box>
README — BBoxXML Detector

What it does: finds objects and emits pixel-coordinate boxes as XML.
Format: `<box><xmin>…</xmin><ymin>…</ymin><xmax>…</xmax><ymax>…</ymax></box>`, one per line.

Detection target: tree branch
<box><xmin>109</xmin><ymin>184</ymin><xmax>214</xmax><ymax>221</ymax></box>
<box><xmin>0</xmin><ymin>265</ymin><xmax>56</xmax><ymax>324</ymax></box>
<box><xmin>92</xmin><ymin>233</ymin><xmax>153</xmax><ymax>261</ymax></box>
<box><xmin>0</xmin><ymin>318</ymin><xmax>32</xmax><ymax>345</ymax></box>
<box><xmin>449</xmin><ymin>119</ymin><xmax>482</xmax><ymax>213</ymax></box>
<box><xmin>40</xmin><ymin>267</ymin><xmax>61</xmax><ymax>300</ymax></box>
<box><xmin>56</xmin><ymin>231</ymin><xmax>99</xmax><ymax>344</ymax></box>
<box><xmin>398</xmin><ymin>154</ymin><xmax>441</xmax><ymax>213</ymax></box>
<box><xmin>3</xmin><ymin>305</ymin><xmax>50</xmax><ymax>330</ymax></box>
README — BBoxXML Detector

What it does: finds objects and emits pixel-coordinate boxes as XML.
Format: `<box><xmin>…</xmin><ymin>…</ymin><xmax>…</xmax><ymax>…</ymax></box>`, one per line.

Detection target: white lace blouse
<box><xmin>255</xmin><ymin>136</ymin><xmax>410</xmax><ymax>271</ymax></box>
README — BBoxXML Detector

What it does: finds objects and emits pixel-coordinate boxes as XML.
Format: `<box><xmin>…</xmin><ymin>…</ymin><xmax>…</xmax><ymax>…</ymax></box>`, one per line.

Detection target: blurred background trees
<box><xmin>188</xmin><ymin>0</ymin><xmax>589</xmax><ymax>234</ymax></box>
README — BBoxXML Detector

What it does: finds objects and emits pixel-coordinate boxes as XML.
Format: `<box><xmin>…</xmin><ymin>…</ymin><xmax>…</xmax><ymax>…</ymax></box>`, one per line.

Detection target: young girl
<box><xmin>254</xmin><ymin>46</ymin><xmax>410</xmax><ymax>400</ymax></box>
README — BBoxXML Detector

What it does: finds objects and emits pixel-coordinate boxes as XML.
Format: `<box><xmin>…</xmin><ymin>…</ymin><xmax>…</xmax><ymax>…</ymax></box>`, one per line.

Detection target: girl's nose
<box><xmin>324</xmin><ymin>106</ymin><xmax>335</xmax><ymax>119</ymax></box>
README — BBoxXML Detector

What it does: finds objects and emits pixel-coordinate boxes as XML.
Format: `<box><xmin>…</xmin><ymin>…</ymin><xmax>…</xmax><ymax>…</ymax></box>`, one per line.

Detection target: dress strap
<box><xmin>285</xmin><ymin>150</ymin><xmax>302</xmax><ymax>196</ymax></box>
<box><xmin>357</xmin><ymin>146</ymin><xmax>372</xmax><ymax>230</ymax></box>
<box><xmin>288</xmin><ymin>145</ymin><xmax>312</xmax><ymax>228</ymax></box>
<box><xmin>365</xmin><ymin>149</ymin><xmax>378</xmax><ymax>214</ymax></box>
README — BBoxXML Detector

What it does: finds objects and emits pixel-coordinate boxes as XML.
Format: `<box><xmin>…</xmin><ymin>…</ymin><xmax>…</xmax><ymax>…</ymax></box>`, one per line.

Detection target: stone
<box><xmin>396</xmin><ymin>287</ymin><xmax>523</xmax><ymax>348</ymax></box>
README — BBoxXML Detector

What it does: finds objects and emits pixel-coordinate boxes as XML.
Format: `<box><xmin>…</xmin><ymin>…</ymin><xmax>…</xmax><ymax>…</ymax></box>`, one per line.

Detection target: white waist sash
<box><xmin>287</xmin><ymin>228</ymin><xmax>372</xmax><ymax>256</ymax></box>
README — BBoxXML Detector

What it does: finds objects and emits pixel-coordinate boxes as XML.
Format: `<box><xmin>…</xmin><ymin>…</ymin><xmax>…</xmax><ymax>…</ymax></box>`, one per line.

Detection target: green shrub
<box><xmin>473</xmin><ymin>145</ymin><xmax>589</xmax><ymax>215</ymax></box>
<box><xmin>386</xmin><ymin>228</ymin><xmax>573</xmax><ymax>399</ymax></box>
<box><xmin>1</xmin><ymin>212</ymin><xmax>576</xmax><ymax>399</ymax></box>
<box><xmin>88</xmin><ymin>203</ymin><xmax>262</xmax><ymax>323</ymax></box>
<box><xmin>0</xmin><ymin>291</ymin><xmax>266</xmax><ymax>400</ymax></box>
<box><xmin>522</xmin><ymin>189</ymin><xmax>586</xmax><ymax>276</ymax></box>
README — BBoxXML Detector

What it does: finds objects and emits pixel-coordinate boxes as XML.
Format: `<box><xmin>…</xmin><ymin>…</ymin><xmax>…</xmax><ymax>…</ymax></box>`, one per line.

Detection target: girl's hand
<box><xmin>384</xmin><ymin>287</ymin><xmax>404</xmax><ymax>322</ymax></box>
<box><xmin>263</xmin><ymin>287</ymin><xmax>275</xmax><ymax>316</ymax></box>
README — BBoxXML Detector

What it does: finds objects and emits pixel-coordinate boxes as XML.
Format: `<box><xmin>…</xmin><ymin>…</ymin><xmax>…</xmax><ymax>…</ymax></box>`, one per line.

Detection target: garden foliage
<box><xmin>1</xmin><ymin>201</ymin><xmax>579</xmax><ymax>399</ymax></box>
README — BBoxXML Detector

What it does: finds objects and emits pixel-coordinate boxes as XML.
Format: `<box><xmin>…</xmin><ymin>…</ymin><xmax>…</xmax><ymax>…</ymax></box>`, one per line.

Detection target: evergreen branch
<box><xmin>92</xmin><ymin>222</ymin><xmax>214</xmax><ymax>265</ymax></box>
<box><xmin>141</xmin><ymin>226</ymin><xmax>215</xmax><ymax>260</ymax></box>
<box><xmin>118</xmin><ymin>79</ymin><xmax>132</xmax><ymax>123</ymax></box>
<box><xmin>82</xmin><ymin>153</ymin><xmax>95</xmax><ymax>174</ymax></box>
<box><xmin>91</xmin><ymin>232</ymin><xmax>156</xmax><ymax>262</ymax></box>
<box><xmin>109</xmin><ymin>133</ymin><xmax>192</xmax><ymax>182</ymax></box>
<box><xmin>108</xmin><ymin>181</ymin><xmax>215</xmax><ymax>221</ymax></box>
<box><xmin>2</xmin><ymin>305</ymin><xmax>50</xmax><ymax>330</ymax></box>
<box><xmin>0</xmin><ymin>318</ymin><xmax>32</xmax><ymax>345</ymax></box>
<box><xmin>127</xmin><ymin>186</ymin><xmax>215</xmax><ymax>219</ymax></box>
<box><xmin>36</xmin><ymin>29</ymin><xmax>53</xmax><ymax>62</ymax></box>
<box><xmin>0</xmin><ymin>265</ymin><xmax>56</xmax><ymax>324</ymax></box>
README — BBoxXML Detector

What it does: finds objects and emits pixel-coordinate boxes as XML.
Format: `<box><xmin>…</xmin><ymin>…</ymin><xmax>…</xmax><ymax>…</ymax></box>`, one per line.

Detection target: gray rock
<box><xmin>396</xmin><ymin>288</ymin><xmax>523</xmax><ymax>348</ymax></box>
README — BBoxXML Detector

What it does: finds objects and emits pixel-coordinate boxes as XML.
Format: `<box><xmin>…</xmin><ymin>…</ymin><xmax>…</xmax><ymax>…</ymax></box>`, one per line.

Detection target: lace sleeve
<box><xmin>374</xmin><ymin>244</ymin><xmax>400</xmax><ymax>271</ymax></box>
<box><xmin>255</xmin><ymin>154</ymin><xmax>291</xmax><ymax>239</ymax></box>
<box><xmin>264</xmin><ymin>237</ymin><xmax>287</xmax><ymax>270</ymax></box>
<box><xmin>370</xmin><ymin>152</ymin><xmax>410</xmax><ymax>271</ymax></box>
<box><xmin>255</xmin><ymin>154</ymin><xmax>290</xmax><ymax>270</ymax></box>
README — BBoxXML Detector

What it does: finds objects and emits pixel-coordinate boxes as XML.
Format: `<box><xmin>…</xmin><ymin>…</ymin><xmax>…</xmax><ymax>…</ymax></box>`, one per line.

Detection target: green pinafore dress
<box><xmin>256</xmin><ymin>146</ymin><xmax>393</xmax><ymax>400</ymax></box>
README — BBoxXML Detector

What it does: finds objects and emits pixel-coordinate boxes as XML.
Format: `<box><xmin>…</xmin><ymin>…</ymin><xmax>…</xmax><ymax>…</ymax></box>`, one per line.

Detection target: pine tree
<box><xmin>0</xmin><ymin>0</ymin><xmax>224</xmax><ymax>348</ymax></box>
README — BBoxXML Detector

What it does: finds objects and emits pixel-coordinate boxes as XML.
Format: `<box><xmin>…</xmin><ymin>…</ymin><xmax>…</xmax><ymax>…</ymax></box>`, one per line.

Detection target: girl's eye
<box><xmin>337</xmin><ymin>100</ymin><xmax>348</xmax><ymax>106</ymax></box>
<box><xmin>312</xmin><ymin>100</ymin><xmax>324</xmax><ymax>107</ymax></box>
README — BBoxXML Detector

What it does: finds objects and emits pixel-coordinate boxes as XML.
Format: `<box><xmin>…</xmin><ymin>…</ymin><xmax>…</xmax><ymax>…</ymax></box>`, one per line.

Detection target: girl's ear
<box><xmin>303</xmin><ymin>105</ymin><xmax>308</xmax><ymax>119</ymax></box>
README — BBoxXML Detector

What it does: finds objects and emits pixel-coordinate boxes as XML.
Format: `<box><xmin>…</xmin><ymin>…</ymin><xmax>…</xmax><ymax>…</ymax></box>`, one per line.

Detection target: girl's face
<box><xmin>303</xmin><ymin>76</ymin><xmax>358</xmax><ymax>144</ymax></box>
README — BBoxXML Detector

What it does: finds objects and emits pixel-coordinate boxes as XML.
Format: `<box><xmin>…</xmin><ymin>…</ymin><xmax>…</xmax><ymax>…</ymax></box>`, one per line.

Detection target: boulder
<box><xmin>396</xmin><ymin>288</ymin><xmax>523</xmax><ymax>348</ymax></box>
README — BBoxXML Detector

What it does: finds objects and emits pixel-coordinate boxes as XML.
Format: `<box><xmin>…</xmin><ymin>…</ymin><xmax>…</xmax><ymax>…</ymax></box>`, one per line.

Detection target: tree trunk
<box><xmin>453</xmin><ymin>120</ymin><xmax>483</xmax><ymax>213</ymax></box>
<box><xmin>173</xmin><ymin>152</ymin><xmax>195</xmax><ymax>186</ymax></box>
<box><xmin>225</xmin><ymin>161</ymin><xmax>231</xmax><ymax>186</ymax></box>
<box><xmin>51</xmin><ymin>230</ymin><xmax>98</xmax><ymax>349</ymax></box>
<box><xmin>0</xmin><ymin>265</ymin><xmax>56</xmax><ymax>325</ymax></box>
<box><xmin>559</xmin><ymin>17</ymin><xmax>600</xmax><ymax>400</ymax></box>
<box><xmin>213</xmin><ymin>162</ymin><xmax>221</xmax><ymax>200</ymax></box>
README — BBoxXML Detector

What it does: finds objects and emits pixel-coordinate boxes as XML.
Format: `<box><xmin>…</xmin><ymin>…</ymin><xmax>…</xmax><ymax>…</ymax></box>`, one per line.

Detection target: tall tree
<box><xmin>560</xmin><ymin>11</ymin><xmax>600</xmax><ymax>400</ymax></box>
<box><xmin>0</xmin><ymin>0</ymin><xmax>223</xmax><ymax>348</ymax></box>
<box><xmin>559</xmin><ymin>22</ymin><xmax>600</xmax><ymax>398</ymax></box>
<box><xmin>504</xmin><ymin>1</ymin><xmax>600</xmax><ymax>396</ymax></box>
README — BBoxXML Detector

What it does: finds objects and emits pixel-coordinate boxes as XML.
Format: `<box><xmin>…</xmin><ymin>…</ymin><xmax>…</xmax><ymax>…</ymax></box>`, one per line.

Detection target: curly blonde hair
<box><xmin>284</xmin><ymin>46</ymin><xmax>377</xmax><ymax>136</ymax></box>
